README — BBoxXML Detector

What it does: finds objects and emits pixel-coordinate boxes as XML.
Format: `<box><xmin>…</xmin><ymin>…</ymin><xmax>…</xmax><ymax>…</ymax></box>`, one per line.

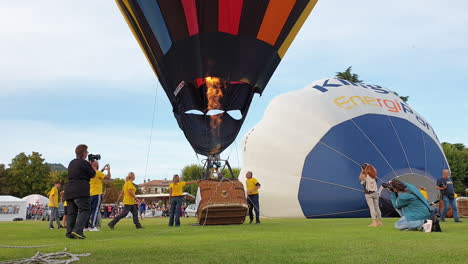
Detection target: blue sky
<box><xmin>1</xmin><ymin>0</ymin><xmax>467</xmax><ymax>183</ymax></box>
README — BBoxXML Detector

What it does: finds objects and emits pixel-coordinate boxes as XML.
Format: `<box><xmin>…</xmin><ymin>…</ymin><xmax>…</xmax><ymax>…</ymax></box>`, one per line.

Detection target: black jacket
<box><xmin>64</xmin><ymin>159</ymin><xmax>95</xmax><ymax>200</ymax></box>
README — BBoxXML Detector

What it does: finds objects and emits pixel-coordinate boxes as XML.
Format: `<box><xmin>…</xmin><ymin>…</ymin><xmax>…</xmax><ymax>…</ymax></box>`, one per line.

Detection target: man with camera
<box><xmin>64</xmin><ymin>144</ymin><xmax>97</xmax><ymax>239</ymax></box>
<box><xmin>385</xmin><ymin>180</ymin><xmax>431</xmax><ymax>230</ymax></box>
<box><xmin>436</xmin><ymin>169</ymin><xmax>462</xmax><ymax>223</ymax></box>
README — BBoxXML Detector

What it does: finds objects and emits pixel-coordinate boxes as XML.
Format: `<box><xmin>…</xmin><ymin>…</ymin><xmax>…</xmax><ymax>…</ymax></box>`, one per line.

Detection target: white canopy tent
<box><xmin>22</xmin><ymin>194</ymin><xmax>49</xmax><ymax>206</ymax></box>
<box><xmin>0</xmin><ymin>195</ymin><xmax>27</xmax><ymax>221</ymax></box>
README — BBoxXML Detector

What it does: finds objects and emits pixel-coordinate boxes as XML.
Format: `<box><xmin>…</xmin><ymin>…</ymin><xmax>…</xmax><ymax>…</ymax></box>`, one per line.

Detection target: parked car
<box><xmin>185</xmin><ymin>204</ymin><xmax>197</xmax><ymax>217</ymax></box>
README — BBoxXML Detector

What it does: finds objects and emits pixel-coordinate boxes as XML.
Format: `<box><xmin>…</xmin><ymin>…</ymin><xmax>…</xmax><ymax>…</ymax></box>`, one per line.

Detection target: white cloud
<box><xmin>0</xmin><ymin>1</ymin><xmax>154</xmax><ymax>86</ymax></box>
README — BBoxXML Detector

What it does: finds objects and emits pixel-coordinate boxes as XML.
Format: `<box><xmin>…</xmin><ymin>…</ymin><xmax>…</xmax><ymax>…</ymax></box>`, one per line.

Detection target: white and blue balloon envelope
<box><xmin>240</xmin><ymin>78</ymin><xmax>448</xmax><ymax>218</ymax></box>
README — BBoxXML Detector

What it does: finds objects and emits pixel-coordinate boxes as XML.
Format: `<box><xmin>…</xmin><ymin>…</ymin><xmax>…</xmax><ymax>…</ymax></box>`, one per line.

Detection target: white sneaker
<box><xmin>90</xmin><ymin>227</ymin><xmax>100</xmax><ymax>232</ymax></box>
<box><xmin>83</xmin><ymin>228</ymin><xmax>90</xmax><ymax>232</ymax></box>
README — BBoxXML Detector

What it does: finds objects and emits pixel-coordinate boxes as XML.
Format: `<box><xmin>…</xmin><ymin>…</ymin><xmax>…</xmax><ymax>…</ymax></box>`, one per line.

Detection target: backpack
<box><xmin>430</xmin><ymin>209</ymin><xmax>442</xmax><ymax>232</ymax></box>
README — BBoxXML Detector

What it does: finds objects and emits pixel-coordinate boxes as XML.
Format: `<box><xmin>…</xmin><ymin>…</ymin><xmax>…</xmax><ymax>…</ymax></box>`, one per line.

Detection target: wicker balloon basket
<box><xmin>197</xmin><ymin>179</ymin><xmax>248</xmax><ymax>225</ymax></box>
<box><xmin>457</xmin><ymin>197</ymin><xmax>468</xmax><ymax>217</ymax></box>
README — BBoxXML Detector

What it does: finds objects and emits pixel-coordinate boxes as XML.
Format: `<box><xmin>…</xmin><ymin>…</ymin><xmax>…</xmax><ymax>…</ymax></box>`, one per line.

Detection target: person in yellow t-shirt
<box><xmin>86</xmin><ymin>162</ymin><xmax>111</xmax><ymax>231</ymax></box>
<box><xmin>245</xmin><ymin>171</ymin><xmax>261</xmax><ymax>224</ymax></box>
<box><xmin>168</xmin><ymin>174</ymin><xmax>197</xmax><ymax>227</ymax></box>
<box><xmin>48</xmin><ymin>181</ymin><xmax>63</xmax><ymax>229</ymax></box>
<box><xmin>108</xmin><ymin>172</ymin><xmax>142</xmax><ymax>229</ymax></box>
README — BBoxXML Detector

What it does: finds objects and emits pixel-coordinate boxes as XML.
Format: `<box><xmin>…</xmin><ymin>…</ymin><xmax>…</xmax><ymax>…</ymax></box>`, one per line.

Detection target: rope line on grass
<box><xmin>0</xmin><ymin>248</ymin><xmax>90</xmax><ymax>264</ymax></box>
<box><xmin>0</xmin><ymin>244</ymin><xmax>57</xmax><ymax>249</ymax></box>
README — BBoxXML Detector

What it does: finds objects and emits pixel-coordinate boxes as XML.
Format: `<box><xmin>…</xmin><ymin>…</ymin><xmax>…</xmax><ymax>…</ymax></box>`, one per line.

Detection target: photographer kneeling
<box><xmin>387</xmin><ymin>180</ymin><xmax>431</xmax><ymax>231</ymax></box>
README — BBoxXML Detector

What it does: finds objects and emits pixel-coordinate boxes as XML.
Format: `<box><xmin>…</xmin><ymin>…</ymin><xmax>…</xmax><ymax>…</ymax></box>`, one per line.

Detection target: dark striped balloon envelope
<box><xmin>116</xmin><ymin>0</ymin><xmax>318</xmax><ymax>156</ymax></box>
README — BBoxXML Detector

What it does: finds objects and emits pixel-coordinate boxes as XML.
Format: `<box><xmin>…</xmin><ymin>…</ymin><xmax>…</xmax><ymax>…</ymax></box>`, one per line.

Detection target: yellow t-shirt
<box><xmin>420</xmin><ymin>189</ymin><xmax>428</xmax><ymax>200</ymax></box>
<box><xmin>169</xmin><ymin>182</ymin><xmax>186</xmax><ymax>197</ymax></box>
<box><xmin>246</xmin><ymin>178</ymin><xmax>260</xmax><ymax>195</ymax></box>
<box><xmin>90</xmin><ymin>171</ymin><xmax>106</xmax><ymax>196</ymax></box>
<box><xmin>64</xmin><ymin>201</ymin><xmax>67</xmax><ymax>207</ymax></box>
<box><xmin>123</xmin><ymin>181</ymin><xmax>136</xmax><ymax>205</ymax></box>
<box><xmin>48</xmin><ymin>187</ymin><xmax>58</xmax><ymax>207</ymax></box>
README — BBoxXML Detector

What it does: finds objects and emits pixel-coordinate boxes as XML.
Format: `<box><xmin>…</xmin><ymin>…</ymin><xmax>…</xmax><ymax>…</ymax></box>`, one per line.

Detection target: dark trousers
<box><xmin>248</xmin><ymin>194</ymin><xmax>260</xmax><ymax>222</ymax></box>
<box><xmin>86</xmin><ymin>194</ymin><xmax>102</xmax><ymax>228</ymax></box>
<box><xmin>109</xmin><ymin>205</ymin><xmax>141</xmax><ymax>227</ymax></box>
<box><xmin>66</xmin><ymin>197</ymin><xmax>90</xmax><ymax>236</ymax></box>
<box><xmin>169</xmin><ymin>196</ymin><xmax>183</xmax><ymax>226</ymax></box>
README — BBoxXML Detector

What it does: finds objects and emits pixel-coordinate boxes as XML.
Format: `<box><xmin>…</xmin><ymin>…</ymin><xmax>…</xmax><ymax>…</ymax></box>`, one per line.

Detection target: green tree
<box><xmin>181</xmin><ymin>164</ymin><xmax>204</xmax><ymax>196</ymax></box>
<box><xmin>0</xmin><ymin>164</ymin><xmax>10</xmax><ymax>194</ymax></box>
<box><xmin>8</xmin><ymin>152</ymin><xmax>51</xmax><ymax>197</ymax></box>
<box><xmin>113</xmin><ymin>178</ymin><xmax>126</xmax><ymax>194</ymax></box>
<box><xmin>103</xmin><ymin>179</ymin><xmax>121</xmax><ymax>203</ymax></box>
<box><xmin>49</xmin><ymin>170</ymin><xmax>68</xmax><ymax>186</ymax></box>
<box><xmin>335</xmin><ymin>66</ymin><xmax>363</xmax><ymax>83</ymax></box>
<box><xmin>442</xmin><ymin>142</ymin><xmax>468</xmax><ymax>194</ymax></box>
<box><xmin>335</xmin><ymin>66</ymin><xmax>409</xmax><ymax>102</ymax></box>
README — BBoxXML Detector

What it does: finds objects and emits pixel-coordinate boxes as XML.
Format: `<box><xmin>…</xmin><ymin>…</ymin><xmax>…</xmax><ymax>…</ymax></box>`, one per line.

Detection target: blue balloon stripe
<box><xmin>137</xmin><ymin>0</ymin><xmax>173</xmax><ymax>54</ymax></box>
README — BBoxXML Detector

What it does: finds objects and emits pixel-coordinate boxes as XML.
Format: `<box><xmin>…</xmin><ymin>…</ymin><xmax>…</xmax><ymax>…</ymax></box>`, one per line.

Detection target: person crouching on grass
<box><xmin>107</xmin><ymin>172</ymin><xmax>142</xmax><ymax>229</ymax></box>
<box><xmin>359</xmin><ymin>163</ymin><xmax>383</xmax><ymax>227</ymax></box>
<box><xmin>168</xmin><ymin>174</ymin><xmax>197</xmax><ymax>227</ymax></box>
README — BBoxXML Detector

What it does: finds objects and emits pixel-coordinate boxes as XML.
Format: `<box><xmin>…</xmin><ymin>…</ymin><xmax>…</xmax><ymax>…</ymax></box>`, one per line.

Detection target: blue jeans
<box><xmin>169</xmin><ymin>196</ymin><xmax>183</xmax><ymax>226</ymax></box>
<box><xmin>395</xmin><ymin>216</ymin><xmax>424</xmax><ymax>230</ymax></box>
<box><xmin>441</xmin><ymin>196</ymin><xmax>459</xmax><ymax>221</ymax></box>
<box><xmin>248</xmin><ymin>194</ymin><xmax>260</xmax><ymax>222</ymax></box>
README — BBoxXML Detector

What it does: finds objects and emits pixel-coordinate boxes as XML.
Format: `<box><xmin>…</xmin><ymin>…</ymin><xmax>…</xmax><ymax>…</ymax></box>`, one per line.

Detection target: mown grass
<box><xmin>0</xmin><ymin>217</ymin><xmax>467</xmax><ymax>264</ymax></box>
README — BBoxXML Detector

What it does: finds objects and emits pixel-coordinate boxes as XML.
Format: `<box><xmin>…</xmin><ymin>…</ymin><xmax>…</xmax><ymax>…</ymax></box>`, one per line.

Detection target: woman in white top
<box><xmin>359</xmin><ymin>163</ymin><xmax>383</xmax><ymax>227</ymax></box>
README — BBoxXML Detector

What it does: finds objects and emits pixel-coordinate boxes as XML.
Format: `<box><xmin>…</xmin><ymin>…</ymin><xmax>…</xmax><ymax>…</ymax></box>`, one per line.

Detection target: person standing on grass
<box><xmin>168</xmin><ymin>174</ymin><xmax>197</xmax><ymax>227</ymax></box>
<box><xmin>108</xmin><ymin>172</ymin><xmax>142</xmax><ymax>229</ymax></box>
<box><xmin>245</xmin><ymin>171</ymin><xmax>261</xmax><ymax>224</ymax></box>
<box><xmin>48</xmin><ymin>181</ymin><xmax>63</xmax><ymax>229</ymax></box>
<box><xmin>139</xmin><ymin>199</ymin><xmax>147</xmax><ymax>220</ymax></box>
<box><xmin>359</xmin><ymin>163</ymin><xmax>383</xmax><ymax>227</ymax></box>
<box><xmin>86</xmin><ymin>162</ymin><xmax>111</xmax><ymax>231</ymax></box>
<box><xmin>436</xmin><ymin>169</ymin><xmax>462</xmax><ymax>223</ymax></box>
<box><xmin>65</xmin><ymin>144</ymin><xmax>96</xmax><ymax>239</ymax></box>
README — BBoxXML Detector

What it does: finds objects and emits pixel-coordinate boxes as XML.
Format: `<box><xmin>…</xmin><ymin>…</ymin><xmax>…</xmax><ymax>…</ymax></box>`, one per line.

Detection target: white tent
<box><xmin>22</xmin><ymin>194</ymin><xmax>49</xmax><ymax>206</ymax></box>
<box><xmin>0</xmin><ymin>195</ymin><xmax>27</xmax><ymax>221</ymax></box>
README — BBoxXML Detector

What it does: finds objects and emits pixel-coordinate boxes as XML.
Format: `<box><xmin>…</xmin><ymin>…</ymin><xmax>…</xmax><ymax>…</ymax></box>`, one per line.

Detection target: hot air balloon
<box><xmin>240</xmin><ymin>78</ymin><xmax>449</xmax><ymax>218</ymax></box>
<box><xmin>116</xmin><ymin>0</ymin><xmax>318</xmax><ymax>157</ymax></box>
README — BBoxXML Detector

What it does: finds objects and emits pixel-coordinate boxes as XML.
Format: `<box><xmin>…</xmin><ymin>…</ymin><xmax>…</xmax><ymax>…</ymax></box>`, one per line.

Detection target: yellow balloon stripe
<box><xmin>278</xmin><ymin>0</ymin><xmax>318</xmax><ymax>59</ymax></box>
<box><xmin>116</xmin><ymin>0</ymin><xmax>160</xmax><ymax>79</ymax></box>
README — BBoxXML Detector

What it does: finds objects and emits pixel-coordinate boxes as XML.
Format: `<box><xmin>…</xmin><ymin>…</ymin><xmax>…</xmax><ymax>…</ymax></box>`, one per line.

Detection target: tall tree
<box><xmin>442</xmin><ymin>142</ymin><xmax>468</xmax><ymax>194</ymax></box>
<box><xmin>181</xmin><ymin>164</ymin><xmax>204</xmax><ymax>196</ymax></box>
<box><xmin>335</xmin><ymin>66</ymin><xmax>363</xmax><ymax>83</ymax></box>
<box><xmin>8</xmin><ymin>152</ymin><xmax>51</xmax><ymax>197</ymax></box>
<box><xmin>0</xmin><ymin>164</ymin><xmax>10</xmax><ymax>194</ymax></box>
<box><xmin>103</xmin><ymin>180</ymin><xmax>121</xmax><ymax>203</ymax></box>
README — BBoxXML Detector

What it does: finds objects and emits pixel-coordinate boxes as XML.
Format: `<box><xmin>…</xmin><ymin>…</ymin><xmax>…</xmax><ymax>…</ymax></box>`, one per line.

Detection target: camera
<box><xmin>382</xmin><ymin>181</ymin><xmax>394</xmax><ymax>192</ymax></box>
<box><xmin>88</xmin><ymin>154</ymin><xmax>101</xmax><ymax>162</ymax></box>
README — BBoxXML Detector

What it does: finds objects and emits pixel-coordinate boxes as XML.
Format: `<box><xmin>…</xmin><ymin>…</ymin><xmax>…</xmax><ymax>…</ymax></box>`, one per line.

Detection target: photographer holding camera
<box><xmin>385</xmin><ymin>180</ymin><xmax>430</xmax><ymax>230</ymax></box>
<box><xmin>436</xmin><ymin>169</ymin><xmax>462</xmax><ymax>223</ymax></box>
<box><xmin>64</xmin><ymin>144</ymin><xmax>97</xmax><ymax>239</ymax></box>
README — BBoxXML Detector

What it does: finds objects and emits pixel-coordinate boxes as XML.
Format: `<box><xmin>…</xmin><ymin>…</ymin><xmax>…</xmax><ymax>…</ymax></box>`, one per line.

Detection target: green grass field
<box><xmin>1</xmin><ymin>217</ymin><xmax>467</xmax><ymax>264</ymax></box>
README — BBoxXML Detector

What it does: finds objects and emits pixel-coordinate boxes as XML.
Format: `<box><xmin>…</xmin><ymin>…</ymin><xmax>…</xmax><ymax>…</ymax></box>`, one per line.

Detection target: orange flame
<box><xmin>205</xmin><ymin>77</ymin><xmax>224</xmax><ymax>137</ymax></box>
